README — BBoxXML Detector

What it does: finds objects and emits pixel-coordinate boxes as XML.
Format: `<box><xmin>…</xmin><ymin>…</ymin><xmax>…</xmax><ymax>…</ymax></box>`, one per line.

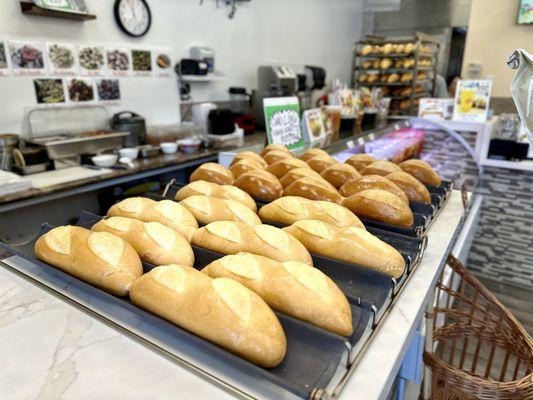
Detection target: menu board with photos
<box><xmin>96</xmin><ymin>79</ymin><xmax>121</xmax><ymax>104</ymax></box>
<box><xmin>107</xmin><ymin>47</ymin><xmax>131</xmax><ymax>77</ymax></box>
<box><xmin>9</xmin><ymin>40</ymin><xmax>46</xmax><ymax>76</ymax></box>
<box><xmin>0</xmin><ymin>41</ymin><xmax>9</xmax><ymax>76</ymax></box>
<box><xmin>264</xmin><ymin>97</ymin><xmax>305</xmax><ymax>150</ymax></box>
<box><xmin>34</xmin><ymin>78</ymin><xmax>66</xmax><ymax>105</ymax></box>
<box><xmin>153</xmin><ymin>49</ymin><xmax>173</xmax><ymax>77</ymax></box>
<box><xmin>46</xmin><ymin>43</ymin><xmax>77</xmax><ymax>76</ymax></box>
<box><xmin>452</xmin><ymin>80</ymin><xmax>492</xmax><ymax>123</ymax></box>
<box><xmin>132</xmin><ymin>49</ymin><xmax>153</xmax><ymax>76</ymax></box>
<box><xmin>78</xmin><ymin>45</ymin><xmax>106</xmax><ymax>77</ymax></box>
<box><xmin>66</xmin><ymin>78</ymin><xmax>95</xmax><ymax>103</ymax></box>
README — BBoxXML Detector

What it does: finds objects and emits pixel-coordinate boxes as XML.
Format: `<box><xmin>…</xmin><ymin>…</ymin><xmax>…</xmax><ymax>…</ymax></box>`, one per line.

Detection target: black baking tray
<box><xmin>1</xmin><ymin>224</ymin><xmax>352</xmax><ymax>399</ymax></box>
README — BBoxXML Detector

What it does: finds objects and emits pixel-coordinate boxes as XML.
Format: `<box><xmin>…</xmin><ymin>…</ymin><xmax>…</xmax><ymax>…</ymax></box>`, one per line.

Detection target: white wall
<box><xmin>0</xmin><ymin>0</ymin><xmax>364</xmax><ymax>134</ymax></box>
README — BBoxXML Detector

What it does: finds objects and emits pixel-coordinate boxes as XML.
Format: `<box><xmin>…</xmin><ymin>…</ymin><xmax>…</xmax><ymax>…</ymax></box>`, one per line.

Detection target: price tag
<box><xmin>346</xmin><ymin>140</ymin><xmax>355</xmax><ymax>148</ymax></box>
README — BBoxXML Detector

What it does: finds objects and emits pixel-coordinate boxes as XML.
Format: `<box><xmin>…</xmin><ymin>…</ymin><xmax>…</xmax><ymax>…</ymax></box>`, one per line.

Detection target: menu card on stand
<box><xmin>263</xmin><ymin>97</ymin><xmax>305</xmax><ymax>150</ymax></box>
<box><xmin>452</xmin><ymin>79</ymin><xmax>492</xmax><ymax>123</ymax></box>
<box><xmin>418</xmin><ymin>98</ymin><xmax>454</xmax><ymax>119</ymax></box>
<box><xmin>301</xmin><ymin>108</ymin><xmax>328</xmax><ymax>147</ymax></box>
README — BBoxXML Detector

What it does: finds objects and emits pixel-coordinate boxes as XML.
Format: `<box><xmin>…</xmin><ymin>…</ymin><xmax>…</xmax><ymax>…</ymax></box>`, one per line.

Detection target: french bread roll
<box><xmin>343</xmin><ymin>189</ymin><xmax>414</xmax><ymax>227</ymax></box>
<box><xmin>320</xmin><ymin>163</ymin><xmax>362</xmax><ymax>189</ymax></box>
<box><xmin>361</xmin><ymin>160</ymin><xmax>402</xmax><ymax>176</ymax></box>
<box><xmin>192</xmin><ymin>221</ymin><xmax>312</xmax><ymax>265</ymax></box>
<box><xmin>345</xmin><ymin>154</ymin><xmax>376</xmax><ymax>171</ymax></box>
<box><xmin>130</xmin><ymin>264</ymin><xmax>286</xmax><ymax>368</ymax></box>
<box><xmin>233</xmin><ymin>170</ymin><xmax>283</xmax><ymax>202</ymax></box>
<box><xmin>181</xmin><ymin>195</ymin><xmax>261</xmax><ymax>226</ymax></box>
<box><xmin>339</xmin><ymin>175</ymin><xmax>409</xmax><ymax>204</ymax></box>
<box><xmin>386</xmin><ymin>172</ymin><xmax>431</xmax><ymax>204</ymax></box>
<box><xmin>92</xmin><ymin>217</ymin><xmax>194</xmax><ymax>266</ymax></box>
<box><xmin>260</xmin><ymin>144</ymin><xmax>290</xmax><ymax>156</ymax></box>
<box><xmin>263</xmin><ymin>150</ymin><xmax>294</xmax><ymax>165</ymax></box>
<box><xmin>283</xmin><ymin>177</ymin><xmax>343</xmax><ymax>204</ymax></box>
<box><xmin>203</xmin><ymin>253</ymin><xmax>353</xmax><ymax>336</ymax></box>
<box><xmin>266</xmin><ymin>158</ymin><xmax>310</xmax><ymax>178</ymax></box>
<box><xmin>299</xmin><ymin>148</ymin><xmax>330</xmax><ymax>162</ymax></box>
<box><xmin>107</xmin><ymin>197</ymin><xmax>198</xmax><ymax>241</ymax></box>
<box><xmin>279</xmin><ymin>167</ymin><xmax>323</xmax><ymax>188</ymax></box>
<box><xmin>175</xmin><ymin>180</ymin><xmax>257</xmax><ymax>212</ymax></box>
<box><xmin>229</xmin><ymin>159</ymin><xmax>265</xmax><ymax>179</ymax></box>
<box><xmin>258</xmin><ymin>196</ymin><xmax>365</xmax><ymax>229</ymax></box>
<box><xmin>35</xmin><ymin>226</ymin><xmax>142</xmax><ymax>296</ymax></box>
<box><xmin>190</xmin><ymin>163</ymin><xmax>234</xmax><ymax>185</ymax></box>
<box><xmin>283</xmin><ymin>220</ymin><xmax>405</xmax><ymax>278</ymax></box>
<box><xmin>399</xmin><ymin>159</ymin><xmax>441</xmax><ymax>186</ymax></box>
<box><xmin>306</xmin><ymin>155</ymin><xmax>337</xmax><ymax>173</ymax></box>
<box><xmin>230</xmin><ymin>151</ymin><xmax>268</xmax><ymax>168</ymax></box>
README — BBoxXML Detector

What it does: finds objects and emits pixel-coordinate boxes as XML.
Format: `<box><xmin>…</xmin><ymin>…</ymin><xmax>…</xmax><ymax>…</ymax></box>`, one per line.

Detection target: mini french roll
<box><xmin>386</xmin><ymin>171</ymin><xmax>431</xmax><ymax>204</ymax></box>
<box><xmin>320</xmin><ymin>163</ymin><xmax>362</xmax><ymax>189</ymax></box>
<box><xmin>203</xmin><ymin>253</ymin><xmax>353</xmax><ymax>336</ymax></box>
<box><xmin>344</xmin><ymin>154</ymin><xmax>376</xmax><ymax>171</ymax></box>
<box><xmin>229</xmin><ymin>158</ymin><xmax>265</xmax><ymax>179</ymax></box>
<box><xmin>230</xmin><ymin>151</ymin><xmax>268</xmax><ymax>169</ymax></box>
<box><xmin>267</xmin><ymin>158</ymin><xmax>310</xmax><ymax>178</ymax></box>
<box><xmin>190</xmin><ymin>162</ymin><xmax>234</xmax><ymax>185</ymax></box>
<box><xmin>299</xmin><ymin>148</ymin><xmax>330</xmax><ymax>162</ymax></box>
<box><xmin>279</xmin><ymin>167</ymin><xmax>322</xmax><ymax>188</ymax></box>
<box><xmin>35</xmin><ymin>226</ymin><xmax>142</xmax><ymax>296</ymax></box>
<box><xmin>174</xmin><ymin>180</ymin><xmax>257</xmax><ymax>212</ymax></box>
<box><xmin>259</xmin><ymin>196</ymin><xmax>365</xmax><ymax>229</ymax></box>
<box><xmin>343</xmin><ymin>189</ymin><xmax>414</xmax><ymax>227</ymax></box>
<box><xmin>233</xmin><ymin>169</ymin><xmax>283</xmax><ymax>202</ymax></box>
<box><xmin>262</xmin><ymin>149</ymin><xmax>294</xmax><ymax>165</ymax></box>
<box><xmin>107</xmin><ymin>197</ymin><xmax>198</xmax><ymax>241</ymax></box>
<box><xmin>399</xmin><ymin>159</ymin><xmax>442</xmax><ymax>186</ymax></box>
<box><xmin>130</xmin><ymin>264</ymin><xmax>286</xmax><ymax>368</ymax></box>
<box><xmin>283</xmin><ymin>220</ymin><xmax>405</xmax><ymax>278</ymax></box>
<box><xmin>306</xmin><ymin>155</ymin><xmax>337</xmax><ymax>173</ymax></box>
<box><xmin>260</xmin><ymin>143</ymin><xmax>290</xmax><ymax>156</ymax></box>
<box><xmin>283</xmin><ymin>176</ymin><xmax>343</xmax><ymax>204</ymax></box>
<box><xmin>361</xmin><ymin>160</ymin><xmax>402</xmax><ymax>176</ymax></box>
<box><xmin>339</xmin><ymin>175</ymin><xmax>409</xmax><ymax>205</ymax></box>
<box><xmin>192</xmin><ymin>221</ymin><xmax>313</xmax><ymax>265</ymax></box>
<box><xmin>181</xmin><ymin>195</ymin><xmax>261</xmax><ymax>226</ymax></box>
<box><xmin>92</xmin><ymin>217</ymin><xmax>194</xmax><ymax>266</ymax></box>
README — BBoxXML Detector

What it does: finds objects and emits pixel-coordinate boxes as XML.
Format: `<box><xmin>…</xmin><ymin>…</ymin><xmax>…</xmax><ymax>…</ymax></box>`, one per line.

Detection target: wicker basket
<box><xmin>423</xmin><ymin>255</ymin><xmax>533</xmax><ymax>400</ymax></box>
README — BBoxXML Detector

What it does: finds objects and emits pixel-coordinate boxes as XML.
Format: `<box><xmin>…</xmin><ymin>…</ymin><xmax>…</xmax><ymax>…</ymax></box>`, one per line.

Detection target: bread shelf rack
<box><xmin>351</xmin><ymin>35</ymin><xmax>439</xmax><ymax>116</ymax></box>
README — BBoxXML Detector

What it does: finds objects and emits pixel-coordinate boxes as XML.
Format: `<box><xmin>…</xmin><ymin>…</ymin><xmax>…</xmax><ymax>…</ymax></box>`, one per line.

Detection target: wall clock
<box><xmin>114</xmin><ymin>0</ymin><xmax>152</xmax><ymax>37</ymax></box>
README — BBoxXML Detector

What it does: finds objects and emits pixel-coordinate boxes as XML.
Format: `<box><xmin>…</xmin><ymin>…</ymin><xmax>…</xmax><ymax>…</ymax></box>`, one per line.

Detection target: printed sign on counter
<box><xmin>107</xmin><ymin>47</ymin><xmax>131</xmax><ymax>77</ymax></box>
<box><xmin>46</xmin><ymin>43</ymin><xmax>77</xmax><ymax>76</ymax></box>
<box><xmin>452</xmin><ymin>79</ymin><xmax>492</xmax><ymax>123</ymax></box>
<box><xmin>263</xmin><ymin>97</ymin><xmax>304</xmax><ymax>150</ymax></box>
<box><xmin>0</xmin><ymin>41</ymin><xmax>9</xmax><ymax>76</ymax></box>
<box><xmin>78</xmin><ymin>45</ymin><xmax>106</xmax><ymax>77</ymax></box>
<box><xmin>301</xmin><ymin>108</ymin><xmax>327</xmax><ymax>147</ymax></box>
<box><xmin>8</xmin><ymin>41</ymin><xmax>46</xmax><ymax>76</ymax></box>
<box><xmin>418</xmin><ymin>98</ymin><xmax>454</xmax><ymax>120</ymax></box>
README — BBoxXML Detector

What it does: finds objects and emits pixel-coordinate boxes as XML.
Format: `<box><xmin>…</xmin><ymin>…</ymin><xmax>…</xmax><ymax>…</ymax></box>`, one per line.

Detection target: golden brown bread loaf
<box><xmin>343</xmin><ymin>189</ymin><xmax>414</xmax><ymax>227</ymax></box>
<box><xmin>266</xmin><ymin>158</ymin><xmax>310</xmax><ymax>178</ymax></box>
<box><xmin>345</xmin><ymin>154</ymin><xmax>376</xmax><ymax>171</ymax></box>
<box><xmin>203</xmin><ymin>253</ymin><xmax>353</xmax><ymax>336</ymax></box>
<box><xmin>361</xmin><ymin>160</ymin><xmax>402</xmax><ymax>176</ymax></box>
<box><xmin>320</xmin><ymin>163</ymin><xmax>362</xmax><ymax>189</ymax></box>
<box><xmin>107</xmin><ymin>197</ymin><xmax>198</xmax><ymax>241</ymax></box>
<box><xmin>258</xmin><ymin>196</ymin><xmax>365</xmax><ymax>229</ymax></box>
<box><xmin>260</xmin><ymin>144</ymin><xmax>290</xmax><ymax>156</ymax></box>
<box><xmin>386</xmin><ymin>172</ymin><xmax>431</xmax><ymax>204</ymax></box>
<box><xmin>339</xmin><ymin>175</ymin><xmax>409</xmax><ymax>204</ymax></box>
<box><xmin>306</xmin><ymin>155</ymin><xmax>337</xmax><ymax>173</ymax></box>
<box><xmin>299</xmin><ymin>148</ymin><xmax>330</xmax><ymax>162</ymax></box>
<box><xmin>283</xmin><ymin>220</ymin><xmax>405</xmax><ymax>278</ymax></box>
<box><xmin>192</xmin><ymin>221</ymin><xmax>312</xmax><ymax>265</ymax></box>
<box><xmin>181</xmin><ymin>195</ymin><xmax>261</xmax><ymax>226</ymax></box>
<box><xmin>229</xmin><ymin>159</ymin><xmax>265</xmax><ymax>179</ymax></box>
<box><xmin>230</xmin><ymin>151</ymin><xmax>268</xmax><ymax>168</ymax></box>
<box><xmin>399</xmin><ymin>159</ymin><xmax>441</xmax><ymax>186</ymax></box>
<box><xmin>190</xmin><ymin>163</ymin><xmax>234</xmax><ymax>185</ymax></box>
<box><xmin>283</xmin><ymin>177</ymin><xmax>343</xmax><ymax>204</ymax></box>
<box><xmin>92</xmin><ymin>217</ymin><xmax>194</xmax><ymax>266</ymax></box>
<box><xmin>233</xmin><ymin>170</ymin><xmax>283</xmax><ymax>202</ymax></box>
<box><xmin>130</xmin><ymin>264</ymin><xmax>286</xmax><ymax>368</ymax></box>
<box><xmin>279</xmin><ymin>167</ymin><xmax>323</xmax><ymax>188</ymax></box>
<box><xmin>262</xmin><ymin>150</ymin><xmax>294</xmax><ymax>165</ymax></box>
<box><xmin>35</xmin><ymin>226</ymin><xmax>142</xmax><ymax>296</ymax></box>
<box><xmin>175</xmin><ymin>180</ymin><xmax>257</xmax><ymax>212</ymax></box>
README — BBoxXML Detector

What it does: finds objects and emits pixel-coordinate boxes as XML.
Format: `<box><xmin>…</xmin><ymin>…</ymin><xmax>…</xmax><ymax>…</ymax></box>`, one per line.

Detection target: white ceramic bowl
<box><xmin>119</xmin><ymin>148</ymin><xmax>139</xmax><ymax>160</ymax></box>
<box><xmin>177</xmin><ymin>138</ymin><xmax>202</xmax><ymax>154</ymax></box>
<box><xmin>160</xmin><ymin>142</ymin><xmax>178</xmax><ymax>154</ymax></box>
<box><xmin>91</xmin><ymin>154</ymin><xmax>118</xmax><ymax>167</ymax></box>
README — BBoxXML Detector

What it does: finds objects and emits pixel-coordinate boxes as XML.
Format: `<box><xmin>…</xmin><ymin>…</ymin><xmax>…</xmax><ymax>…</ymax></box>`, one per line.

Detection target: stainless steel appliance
<box><xmin>111</xmin><ymin>111</ymin><xmax>147</xmax><ymax>147</ymax></box>
<box><xmin>190</xmin><ymin>46</ymin><xmax>215</xmax><ymax>73</ymax></box>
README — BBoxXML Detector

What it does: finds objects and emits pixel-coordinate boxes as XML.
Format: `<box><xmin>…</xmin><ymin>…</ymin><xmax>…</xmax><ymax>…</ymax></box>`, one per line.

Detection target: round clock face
<box><xmin>115</xmin><ymin>0</ymin><xmax>151</xmax><ymax>37</ymax></box>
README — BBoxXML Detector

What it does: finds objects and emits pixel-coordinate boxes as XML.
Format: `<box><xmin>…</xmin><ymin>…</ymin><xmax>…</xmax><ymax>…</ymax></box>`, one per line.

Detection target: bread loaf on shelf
<box><xmin>258</xmin><ymin>196</ymin><xmax>365</xmax><ymax>229</ymax></box>
<box><xmin>399</xmin><ymin>159</ymin><xmax>442</xmax><ymax>186</ymax></box>
<box><xmin>92</xmin><ymin>217</ymin><xmax>194</xmax><ymax>266</ymax></box>
<box><xmin>181</xmin><ymin>195</ymin><xmax>261</xmax><ymax>226</ymax></box>
<box><xmin>283</xmin><ymin>220</ymin><xmax>405</xmax><ymax>278</ymax></box>
<box><xmin>260</xmin><ymin>144</ymin><xmax>290</xmax><ymax>156</ymax></box>
<box><xmin>386</xmin><ymin>172</ymin><xmax>431</xmax><ymax>204</ymax></box>
<box><xmin>190</xmin><ymin>163</ymin><xmax>234</xmax><ymax>185</ymax></box>
<box><xmin>345</xmin><ymin>154</ymin><xmax>376</xmax><ymax>171</ymax></box>
<box><xmin>229</xmin><ymin>159</ymin><xmax>265</xmax><ymax>179</ymax></box>
<box><xmin>130</xmin><ymin>264</ymin><xmax>286</xmax><ymax>368</ymax></box>
<box><xmin>203</xmin><ymin>253</ymin><xmax>353</xmax><ymax>336</ymax></box>
<box><xmin>299</xmin><ymin>148</ymin><xmax>330</xmax><ymax>162</ymax></box>
<box><xmin>343</xmin><ymin>189</ymin><xmax>414</xmax><ymax>227</ymax></box>
<box><xmin>266</xmin><ymin>158</ymin><xmax>310</xmax><ymax>178</ymax></box>
<box><xmin>339</xmin><ymin>175</ymin><xmax>409</xmax><ymax>204</ymax></box>
<box><xmin>320</xmin><ymin>163</ymin><xmax>362</xmax><ymax>189</ymax></box>
<box><xmin>192</xmin><ymin>221</ymin><xmax>312</xmax><ymax>265</ymax></box>
<box><xmin>233</xmin><ymin>169</ymin><xmax>283</xmax><ymax>202</ymax></box>
<box><xmin>107</xmin><ymin>197</ymin><xmax>198</xmax><ymax>241</ymax></box>
<box><xmin>175</xmin><ymin>180</ymin><xmax>257</xmax><ymax>212</ymax></box>
<box><xmin>279</xmin><ymin>167</ymin><xmax>323</xmax><ymax>188</ymax></box>
<box><xmin>35</xmin><ymin>226</ymin><xmax>142</xmax><ymax>296</ymax></box>
<box><xmin>306</xmin><ymin>155</ymin><xmax>337</xmax><ymax>173</ymax></box>
<box><xmin>283</xmin><ymin>177</ymin><xmax>343</xmax><ymax>204</ymax></box>
<box><xmin>262</xmin><ymin>150</ymin><xmax>294</xmax><ymax>165</ymax></box>
<box><xmin>230</xmin><ymin>151</ymin><xmax>268</xmax><ymax>168</ymax></box>
<box><xmin>361</xmin><ymin>160</ymin><xmax>402</xmax><ymax>176</ymax></box>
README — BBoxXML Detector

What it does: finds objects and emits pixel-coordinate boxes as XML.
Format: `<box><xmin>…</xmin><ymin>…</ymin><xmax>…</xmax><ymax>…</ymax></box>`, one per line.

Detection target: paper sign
<box><xmin>9</xmin><ymin>41</ymin><xmax>46</xmax><ymax>76</ymax></box>
<box><xmin>78</xmin><ymin>45</ymin><xmax>106</xmax><ymax>77</ymax></box>
<box><xmin>107</xmin><ymin>47</ymin><xmax>131</xmax><ymax>77</ymax></box>
<box><xmin>418</xmin><ymin>98</ymin><xmax>454</xmax><ymax>119</ymax></box>
<box><xmin>452</xmin><ymin>79</ymin><xmax>492</xmax><ymax>123</ymax></box>
<box><xmin>0</xmin><ymin>41</ymin><xmax>9</xmax><ymax>76</ymax></box>
<box><xmin>46</xmin><ymin>43</ymin><xmax>77</xmax><ymax>76</ymax></box>
<box><xmin>301</xmin><ymin>108</ymin><xmax>327</xmax><ymax>147</ymax></box>
<box><xmin>263</xmin><ymin>97</ymin><xmax>304</xmax><ymax>150</ymax></box>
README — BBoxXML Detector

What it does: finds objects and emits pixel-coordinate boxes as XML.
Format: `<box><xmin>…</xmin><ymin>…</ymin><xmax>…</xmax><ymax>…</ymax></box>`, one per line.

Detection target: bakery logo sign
<box><xmin>264</xmin><ymin>97</ymin><xmax>304</xmax><ymax>150</ymax></box>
